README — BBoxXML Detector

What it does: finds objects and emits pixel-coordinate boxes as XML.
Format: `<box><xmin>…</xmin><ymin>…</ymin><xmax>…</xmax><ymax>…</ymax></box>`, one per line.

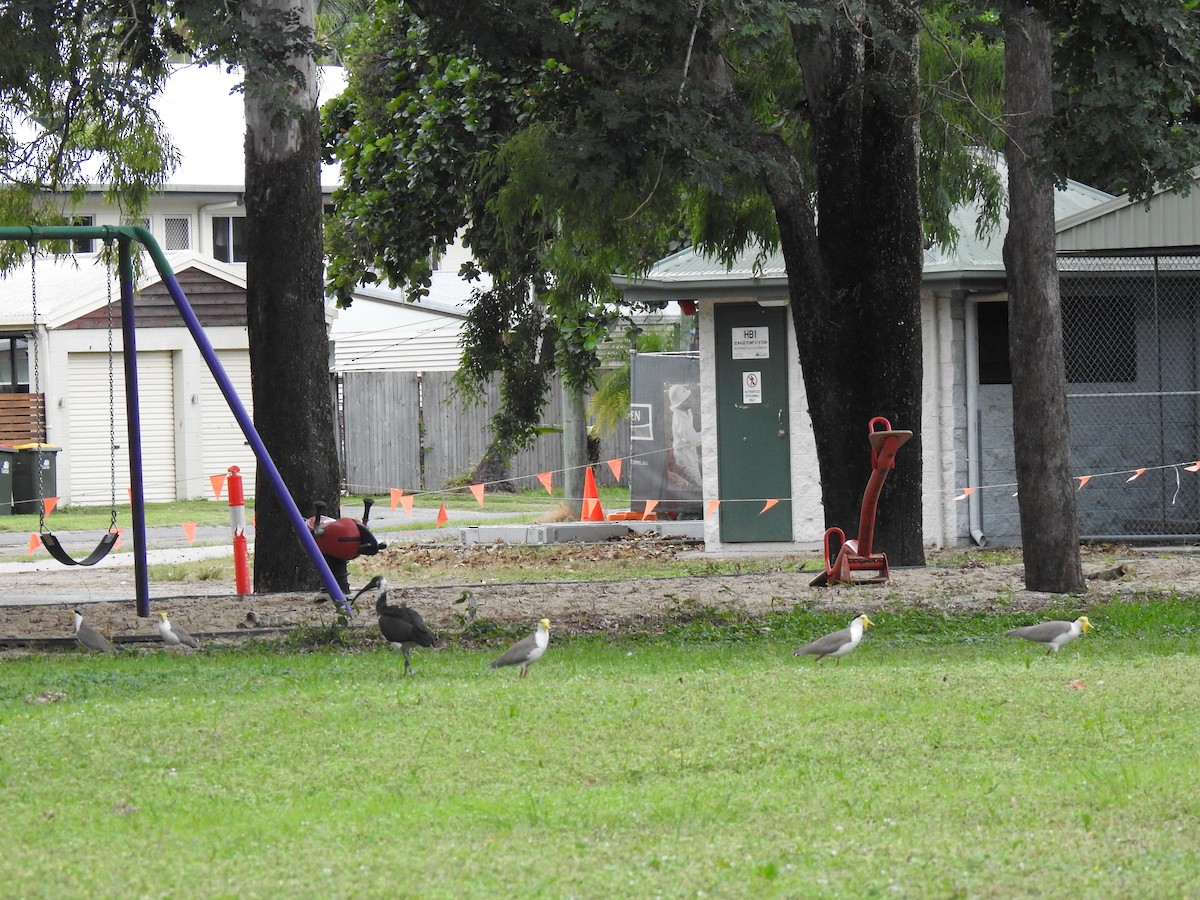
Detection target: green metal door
<box><xmin>714</xmin><ymin>303</ymin><xmax>793</xmax><ymax>541</ymax></box>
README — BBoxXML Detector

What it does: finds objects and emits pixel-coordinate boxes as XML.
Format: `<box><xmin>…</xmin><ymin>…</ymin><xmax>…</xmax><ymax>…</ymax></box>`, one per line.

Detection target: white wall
<box><xmin>695</xmin><ymin>294</ymin><xmax>968</xmax><ymax>553</ymax></box>
<box><xmin>41</xmin><ymin>323</ymin><xmax>250</xmax><ymax>504</ymax></box>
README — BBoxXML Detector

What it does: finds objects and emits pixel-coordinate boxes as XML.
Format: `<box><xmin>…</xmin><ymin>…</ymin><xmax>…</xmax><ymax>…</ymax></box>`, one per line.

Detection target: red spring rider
<box><xmin>307</xmin><ymin>497</ymin><xmax>387</xmax><ymax>593</ymax></box>
<box><xmin>811</xmin><ymin>416</ymin><xmax>913</xmax><ymax>587</ymax></box>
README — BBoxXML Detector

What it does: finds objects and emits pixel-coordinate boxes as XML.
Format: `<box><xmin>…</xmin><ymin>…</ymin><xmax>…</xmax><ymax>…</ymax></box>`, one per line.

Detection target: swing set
<box><xmin>27</xmin><ymin>246</ymin><xmax>122</xmax><ymax>567</ymax></box>
<box><xmin>1</xmin><ymin>224</ymin><xmax>353</xmax><ymax>617</ymax></box>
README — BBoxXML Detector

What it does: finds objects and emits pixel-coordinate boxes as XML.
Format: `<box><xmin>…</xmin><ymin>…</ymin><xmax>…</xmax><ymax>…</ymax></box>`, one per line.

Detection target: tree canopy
<box><xmin>1</xmin><ymin>0</ymin><xmax>318</xmax><ymax>240</ymax></box>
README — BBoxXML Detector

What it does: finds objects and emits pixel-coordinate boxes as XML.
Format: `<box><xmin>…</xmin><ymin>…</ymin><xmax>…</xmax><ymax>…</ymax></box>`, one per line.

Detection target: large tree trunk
<box><xmin>1002</xmin><ymin>2</ymin><xmax>1085</xmax><ymax>592</ymax></box>
<box><xmin>778</xmin><ymin>1</ymin><xmax>926</xmax><ymax>566</ymax></box>
<box><xmin>561</xmin><ymin>376</ymin><xmax>587</xmax><ymax>519</ymax></box>
<box><xmin>244</xmin><ymin>0</ymin><xmax>343</xmax><ymax>592</ymax></box>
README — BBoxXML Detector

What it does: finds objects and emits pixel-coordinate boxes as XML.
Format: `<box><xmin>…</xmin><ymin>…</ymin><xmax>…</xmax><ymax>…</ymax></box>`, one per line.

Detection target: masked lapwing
<box><xmin>490</xmin><ymin>618</ymin><xmax>550</xmax><ymax>678</ymax></box>
<box><xmin>794</xmin><ymin>614</ymin><xmax>873</xmax><ymax>665</ymax></box>
<box><xmin>1006</xmin><ymin>616</ymin><xmax>1093</xmax><ymax>654</ymax></box>
<box><xmin>157</xmin><ymin>612</ymin><xmax>201</xmax><ymax>649</ymax></box>
<box><xmin>352</xmin><ymin>576</ymin><xmax>437</xmax><ymax>675</ymax></box>
<box><xmin>72</xmin><ymin>609</ymin><xmax>116</xmax><ymax>653</ymax></box>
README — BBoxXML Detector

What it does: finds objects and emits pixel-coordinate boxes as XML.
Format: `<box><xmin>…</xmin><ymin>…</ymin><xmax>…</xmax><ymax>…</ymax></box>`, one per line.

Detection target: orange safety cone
<box><xmin>583</xmin><ymin>466</ymin><xmax>605</xmax><ymax>521</ymax></box>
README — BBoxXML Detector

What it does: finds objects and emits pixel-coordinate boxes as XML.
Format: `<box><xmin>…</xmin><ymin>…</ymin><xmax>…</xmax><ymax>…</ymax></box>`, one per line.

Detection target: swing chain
<box><xmin>106</xmin><ymin>244</ymin><xmax>118</xmax><ymax>532</ymax></box>
<box><xmin>28</xmin><ymin>245</ymin><xmax>48</xmax><ymax>534</ymax></box>
<box><xmin>27</xmin><ymin>241</ymin><xmax>121</xmax><ymax>534</ymax></box>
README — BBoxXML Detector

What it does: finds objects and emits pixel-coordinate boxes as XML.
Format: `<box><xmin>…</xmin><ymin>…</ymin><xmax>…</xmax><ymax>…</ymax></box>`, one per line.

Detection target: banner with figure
<box><xmin>630</xmin><ymin>352</ymin><xmax>702</xmax><ymax>517</ymax></box>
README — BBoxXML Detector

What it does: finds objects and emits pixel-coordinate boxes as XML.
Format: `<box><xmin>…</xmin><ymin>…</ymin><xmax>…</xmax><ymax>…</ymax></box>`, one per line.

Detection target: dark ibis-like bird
<box><xmin>353</xmin><ymin>576</ymin><xmax>437</xmax><ymax>675</ymax></box>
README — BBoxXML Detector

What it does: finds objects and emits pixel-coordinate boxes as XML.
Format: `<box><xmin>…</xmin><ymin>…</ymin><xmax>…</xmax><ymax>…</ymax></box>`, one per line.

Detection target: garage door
<box><xmin>68</xmin><ymin>351</ymin><xmax>177</xmax><ymax>505</ymax></box>
<box><xmin>201</xmin><ymin>350</ymin><xmax>257</xmax><ymax>498</ymax></box>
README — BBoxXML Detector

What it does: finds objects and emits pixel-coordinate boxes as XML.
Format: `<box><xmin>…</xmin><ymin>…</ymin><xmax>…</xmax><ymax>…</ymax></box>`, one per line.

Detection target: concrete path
<box><xmin>0</xmin><ymin>503</ymin><xmax>708</xmax><ymax>607</ymax></box>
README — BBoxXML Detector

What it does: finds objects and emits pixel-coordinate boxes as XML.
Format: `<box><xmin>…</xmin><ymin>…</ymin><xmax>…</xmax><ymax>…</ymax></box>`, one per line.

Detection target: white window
<box><xmin>72</xmin><ymin>215</ymin><xmax>95</xmax><ymax>253</ymax></box>
<box><xmin>212</xmin><ymin>216</ymin><xmax>246</xmax><ymax>262</ymax></box>
<box><xmin>0</xmin><ymin>336</ymin><xmax>30</xmax><ymax>393</ymax></box>
<box><xmin>164</xmin><ymin>216</ymin><xmax>191</xmax><ymax>251</ymax></box>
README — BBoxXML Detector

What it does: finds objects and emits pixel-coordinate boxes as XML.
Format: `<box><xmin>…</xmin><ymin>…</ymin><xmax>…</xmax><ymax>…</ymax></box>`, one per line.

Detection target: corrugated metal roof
<box><xmin>1057</xmin><ymin>169</ymin><xmax>1200</xmax><ymax>252</ymax></box>
<box><xmin>617</xmin><ymin>156</ymin><xmax>1113</xmax><ymax>299</ymax></box>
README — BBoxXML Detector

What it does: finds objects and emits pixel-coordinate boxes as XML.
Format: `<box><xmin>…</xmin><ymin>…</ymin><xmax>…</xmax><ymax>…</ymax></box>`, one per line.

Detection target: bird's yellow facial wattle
<box><xmin>539</xmin><ymin>618</ymin><xmax>551</xmax><ymax>630</ymax></box>
<box><xmin>1079</xmin><ymin>616</ymin><xmax>1093</xmax><ymax>633</ymax></box>
<box><xmin>861</xmin><ymin>615</ymin><xmax>874</xmax><ymax>629</ymax></box>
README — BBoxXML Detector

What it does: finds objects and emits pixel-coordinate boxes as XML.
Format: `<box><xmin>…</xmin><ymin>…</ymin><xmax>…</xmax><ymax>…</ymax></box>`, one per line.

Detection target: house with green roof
<box><xmin>617</xmin><ymin>166</ymin><xmax>1200</xmax><ymax>551</ymax></box>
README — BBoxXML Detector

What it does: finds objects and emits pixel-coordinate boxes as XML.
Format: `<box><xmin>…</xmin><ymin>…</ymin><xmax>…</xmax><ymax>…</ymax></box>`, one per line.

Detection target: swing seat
<box><xmin>40</xmin><ymin>531</ymin><xmax>119</xmax><ymax>567</ymax></box>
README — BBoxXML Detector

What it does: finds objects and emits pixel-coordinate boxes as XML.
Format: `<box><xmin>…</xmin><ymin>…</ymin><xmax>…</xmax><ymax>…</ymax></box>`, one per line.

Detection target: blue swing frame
<box><xmin>1</xmin><ymin>224</ymin><xmax>352</xmax><ymax>617</ymax></box>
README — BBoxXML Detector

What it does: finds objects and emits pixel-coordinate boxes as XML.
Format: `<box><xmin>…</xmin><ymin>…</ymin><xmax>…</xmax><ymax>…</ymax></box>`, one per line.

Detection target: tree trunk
<box><xmin>1002</xmin><ymin>2</ymin><xmax>1085</xmax><ymax>593</ymax></box>
<box><xmin>561</xmin><ymin>375</ymin><xmax>587</xmax><ymax>519</ymax></box>
<box><xmin>243</xmin><ymin>0</ymin><xmax>343</xmax><ymax>592</ymax></box>
<box><xmin>470</xmin><ymin>442</ymin><xmax>516</xmax><ymax>492</ymax></box>
<box><xmin>778</xmin><ymin>1</ymin><xmax>926</xmax><ymax>566</ymax></box>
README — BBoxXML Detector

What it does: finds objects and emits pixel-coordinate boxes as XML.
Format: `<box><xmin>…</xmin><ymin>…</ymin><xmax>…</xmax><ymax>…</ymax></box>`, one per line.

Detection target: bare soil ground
<box><xmin>4</xmin><ymin>536</ymin><xmax>1200</xmax><ymax>650</ymax></box>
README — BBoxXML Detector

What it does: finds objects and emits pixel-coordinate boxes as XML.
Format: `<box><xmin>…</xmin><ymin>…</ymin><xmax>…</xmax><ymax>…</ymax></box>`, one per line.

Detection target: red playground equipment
<box><xmin>811</xmin><ymin>416</ymin><xmax>913</xmax><ymax>587</ymax></box>
<box><xmin>307</xmin><ymin>497</ymin><xmax>387</xmax><ymax>594</ymax></box>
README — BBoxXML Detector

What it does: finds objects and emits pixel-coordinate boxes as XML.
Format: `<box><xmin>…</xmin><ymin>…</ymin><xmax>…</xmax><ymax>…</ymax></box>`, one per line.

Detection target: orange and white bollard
<box><xmin>227</xmin><ymin>465</ymin><xmax>252</xmax><ymax>596</ymax></box>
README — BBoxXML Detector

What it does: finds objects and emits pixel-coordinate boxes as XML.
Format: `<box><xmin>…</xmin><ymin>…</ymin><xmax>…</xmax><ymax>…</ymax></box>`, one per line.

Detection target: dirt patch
<box><xmin>3</xmin><ymin>539</ymin><xmax>1199</xmax><ymax>648</ymax></box>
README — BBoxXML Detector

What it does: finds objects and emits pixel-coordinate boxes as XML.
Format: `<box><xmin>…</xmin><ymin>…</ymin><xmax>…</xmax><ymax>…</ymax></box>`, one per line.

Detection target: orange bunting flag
<box><xmin>1188</xmin><ymin>462</ymin><xmax>1200</xmax><ymax>473</ymax></box>
<box><xmin>113</xmin><ymin>528</ymin><xmax>123</xmax><ymax>552</ymax></box>
<box><xmin>955</xmin><ymin>487</ymin><xmax>976</xmax><ymax>501</ymax></box>
<box><xmin>210</xmin><ymin>474</ymin><xmax>227</xmax><ymax>500</ymax></box>
<box><xmin>399</xmin><ymin>494</ymin><xmax>415</xmax><ymax>517</ymax></box>
<box><xmin>1127</xmin><ymin>468</ymin><xmax>1146</xmax><ymax>482</ymax></box>
<box><xmin>606</xmin><ymin>458</ymin><xmax>623</xmax><ymax>482</ymax></box>
<box><xmin>436</xmin><ymin>502</ymin><xmax>449</xmax><ymax>527</ymax></box>
<box><xmin>706</xmin><ymin>499</ymin><xmax>720</xmax><ymax>518</ymax></box>
<box><xmin>537</xmin><ymin>472</ymin><xmax>554</xmax><ymax>494</ymax></box>
<box><xmin>643</xmin><ymin>499</ymin><xmax>659</xmax><ymax>517</ymax></box>
<box><xmin>759</xmin><ymin>499</ymin><xmax>779</xmax><ymax>515</ymax></box>
<box><xmin>390</xmin><ymin>488</ymin><xmax>405</xmax><ymax>511</ymax></box>
<box><xmin>181</xmin><ymin>521</ymin><xmax>198</xmax><ymax>545</ymax></box>
<box><xmin>43</xmin><ymin>497</ymin><xmax>59</xmax><ymax>517</ymax></box>
<box><xmin>27</xmin><ymin>533</ymin><xmax>41</xmax><ymax>555</ymax></box>
<box><xmin>469</xmin><ymin>483</ymin><xmax>486</xmax><ymax>507</ymax></box>
<box><xmin>1076</xmin><ymin>475</ymin><xmax>1092</xmax><ymax>491</ymax></box>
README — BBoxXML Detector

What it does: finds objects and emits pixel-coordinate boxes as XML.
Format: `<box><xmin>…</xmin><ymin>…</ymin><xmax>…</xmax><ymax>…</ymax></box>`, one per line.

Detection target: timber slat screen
<box><xmin>0</xmin><ymin>393</ymin><xmax>43</xmax><ymax>443</ymax></box>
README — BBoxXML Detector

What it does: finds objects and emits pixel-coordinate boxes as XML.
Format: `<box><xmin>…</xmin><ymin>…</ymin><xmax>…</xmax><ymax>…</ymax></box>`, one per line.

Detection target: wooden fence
<box><xmin>340</xmin><ymin>370</ymin><xmax>630</xmax><ymax>494</ymax></box>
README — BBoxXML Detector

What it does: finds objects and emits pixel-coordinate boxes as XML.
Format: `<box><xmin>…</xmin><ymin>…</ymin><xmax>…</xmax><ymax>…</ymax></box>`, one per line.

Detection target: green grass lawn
<box><xmin>2</xmin><ymin>602</ymin><xmax>1198</xmax><ymax>898</ymax></box>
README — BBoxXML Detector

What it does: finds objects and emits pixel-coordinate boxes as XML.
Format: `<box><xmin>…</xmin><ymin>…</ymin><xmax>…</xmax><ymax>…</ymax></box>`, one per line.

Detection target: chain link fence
<box><xmin>1059</xmin><ymin>251</ymin><xmax>1200</xmax><ymax>539</ymax></box>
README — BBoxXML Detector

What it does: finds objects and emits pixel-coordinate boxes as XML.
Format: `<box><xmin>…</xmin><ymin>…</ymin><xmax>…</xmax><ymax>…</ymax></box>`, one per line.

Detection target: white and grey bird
<box><xmin>353</xmin><ymin>576</ymin><xmax>437</xmax><ymax>675</ymax></box>
<box><xmin>72</xmin><ymin>608</ymin><xmax>116</xmax><ymax>653</ymax></box>
<box><xmin>490</xmin><ymin>618</ymin><xmax>550</xmax><ymax>678</ymax></box>
<box><xmin>794</xmin><ymin>614</ymin><xmax>873</xmax><ymax>665</ymax></box>
<box><xmin>1006</xmin><ymin>616</ymin><xmax>1093</xmax><ymax>654</ymax></box>
<box><xmin>157</xmin><ymin>612</ymin><xmax>201</xmax><ymax>649</ymax></box>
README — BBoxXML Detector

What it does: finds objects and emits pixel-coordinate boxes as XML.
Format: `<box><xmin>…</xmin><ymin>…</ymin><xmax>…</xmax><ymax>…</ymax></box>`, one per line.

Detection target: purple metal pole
<box><xmin>117</xmin><ymin>237</ymin><xmax>152</xmax><ymax>618</ymax></box>
<box><xmin>150</xmin><ymin>261</ymin><xmax>352</xmax><ymax>614</ymax></box>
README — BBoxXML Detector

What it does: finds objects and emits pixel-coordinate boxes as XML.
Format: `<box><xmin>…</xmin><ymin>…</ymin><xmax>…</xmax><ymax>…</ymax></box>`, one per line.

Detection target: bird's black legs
<box><xmin>403</xmin><ymin>647</ymin><xmax>414</xmax><ymax>676</ymax></box>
